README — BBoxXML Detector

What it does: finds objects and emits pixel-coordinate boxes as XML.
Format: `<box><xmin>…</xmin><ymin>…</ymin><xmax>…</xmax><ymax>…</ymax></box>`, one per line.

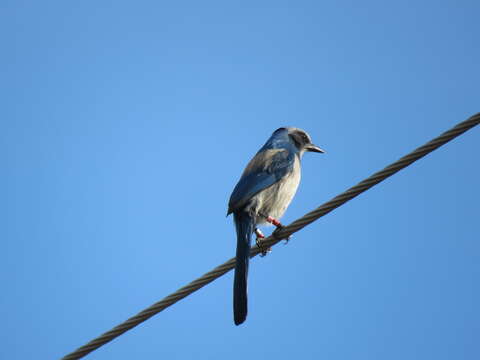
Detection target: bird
<box><xmin>227</xmin><ymin>127</ymin><xmax>324</xmax><ymax>325</ymax></box>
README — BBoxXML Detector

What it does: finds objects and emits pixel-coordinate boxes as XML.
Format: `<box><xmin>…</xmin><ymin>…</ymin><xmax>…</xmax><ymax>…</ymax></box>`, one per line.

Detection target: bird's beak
<box><xmin>305</xmin><ymin>143</ymin><xmax>325</xmax><ymax>153</ymax></box>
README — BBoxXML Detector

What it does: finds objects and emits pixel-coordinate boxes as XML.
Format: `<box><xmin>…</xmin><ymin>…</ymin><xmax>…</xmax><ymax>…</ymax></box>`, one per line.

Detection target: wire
<box><xmin>61</xmin><ymin>113</ymin><xmax>480</xmax><ymax>360</ymax></box>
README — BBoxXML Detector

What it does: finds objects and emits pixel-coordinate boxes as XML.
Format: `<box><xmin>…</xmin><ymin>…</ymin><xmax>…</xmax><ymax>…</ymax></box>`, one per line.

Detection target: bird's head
<box><xmin>283</xmin><ymin>127</ymin><xmax>325</xmax><ymax>155</ymax></box>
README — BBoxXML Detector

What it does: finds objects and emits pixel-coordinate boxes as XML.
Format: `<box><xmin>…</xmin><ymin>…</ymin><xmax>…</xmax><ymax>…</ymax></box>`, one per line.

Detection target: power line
<box><xmin>62</xmin><ymin>113</ymin><xmax>480</xmax><ymax>360</ymax></box>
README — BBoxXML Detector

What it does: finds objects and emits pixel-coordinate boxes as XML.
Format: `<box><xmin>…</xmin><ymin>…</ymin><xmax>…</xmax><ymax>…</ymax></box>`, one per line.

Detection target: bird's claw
<box><xmin>272</xmin><ymin>224</ymin><xmax>284</xmax><ymax>236</ymax></box>
<box><xmin>255</xmin><ymin>237</ymin><xmax>271</xmax><ymax>257</ymax></box>
<box><xmin>260</xmin><ymin>247</ymin><xmax>272</xmax><ymax>257</ymax></box>
<box><xmin>255</xmin><ymin>228</ymin><xmax>271</xmax><ymax>257</ymax></box>
<box><xmin>272</xmin><ymin>224</ymin><xmax>291</xmax><ymax>244</ymax></box>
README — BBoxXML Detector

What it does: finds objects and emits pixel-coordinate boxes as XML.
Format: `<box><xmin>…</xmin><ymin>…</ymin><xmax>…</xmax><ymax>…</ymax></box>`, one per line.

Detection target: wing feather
<box><xmin>228</xmin><ymin>149</ymin><xmax>295</xmax><ymax>214</ymax></box>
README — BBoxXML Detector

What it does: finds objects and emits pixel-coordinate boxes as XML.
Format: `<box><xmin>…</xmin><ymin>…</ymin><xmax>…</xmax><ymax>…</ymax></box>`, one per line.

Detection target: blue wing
<box><xmin>228</xmin><ymin>148</ymin><xmax>295</xmax><ymax>214</ymax></box>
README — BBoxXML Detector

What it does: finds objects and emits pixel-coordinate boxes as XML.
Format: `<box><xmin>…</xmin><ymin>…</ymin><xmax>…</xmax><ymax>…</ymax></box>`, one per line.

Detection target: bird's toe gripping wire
<box><xmin>254</xmin><ymin>228</ymin><xmax>271</xmax><ymax>257</ymax></box>
<box><xmin>266</xmin><ymin>216</ymin><xmax>291</xmax><ymax>244</ymax></box>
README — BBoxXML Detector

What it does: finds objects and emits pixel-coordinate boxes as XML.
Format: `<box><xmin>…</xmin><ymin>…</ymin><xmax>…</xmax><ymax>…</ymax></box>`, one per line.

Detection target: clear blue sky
<box><xmin>2</xmin><ymin>1</ymin><xmax>479</xmax><ymax>359</ymax></box>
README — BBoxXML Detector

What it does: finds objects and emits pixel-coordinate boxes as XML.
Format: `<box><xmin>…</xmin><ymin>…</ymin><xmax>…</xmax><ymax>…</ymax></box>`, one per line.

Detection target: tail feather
<box><xmin>233</xmin><ymin>212</ymin><xmax>254</xmax><ymax>325</ymax></box>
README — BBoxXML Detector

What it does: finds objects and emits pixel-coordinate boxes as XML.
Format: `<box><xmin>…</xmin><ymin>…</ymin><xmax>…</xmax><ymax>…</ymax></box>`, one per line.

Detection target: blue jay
<box><xmin>227</xmin><ymin>127</ymin><xmax>324</xmax><ymax>325</ymax></box>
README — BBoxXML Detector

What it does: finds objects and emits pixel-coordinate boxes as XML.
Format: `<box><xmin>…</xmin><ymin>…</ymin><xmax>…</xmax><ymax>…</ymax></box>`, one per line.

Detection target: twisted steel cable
<box><xmin>62</xmin><ymin>113</ymin><xmax>479</xmax><ymax>360</ymax></box>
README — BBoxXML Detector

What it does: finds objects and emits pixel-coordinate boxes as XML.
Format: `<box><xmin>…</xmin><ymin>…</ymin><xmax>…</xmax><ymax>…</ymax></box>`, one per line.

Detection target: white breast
<box><xmin>252</xmin><ymin>155</ymin><xmax>301</xmax><ymax>224</ymax></box>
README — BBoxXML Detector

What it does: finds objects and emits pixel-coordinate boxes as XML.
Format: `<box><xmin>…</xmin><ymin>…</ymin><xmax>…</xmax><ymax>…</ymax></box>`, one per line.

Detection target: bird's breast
<box><xmin>254</xmin><ymin>156</ymin><xmax>301</xmax><ymax>223</ymax></box>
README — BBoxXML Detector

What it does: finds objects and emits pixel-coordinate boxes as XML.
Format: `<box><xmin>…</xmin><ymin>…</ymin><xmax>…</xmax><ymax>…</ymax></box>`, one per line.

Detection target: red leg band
<box><xmin>266</xmin><ymin>216</ymin><xmax>281</xmax><ymax>227</ymax></box>
<box><xmin>255</xmin><ymin>229</ymin><xmax>265</xmax><ymax>238</ymax></box>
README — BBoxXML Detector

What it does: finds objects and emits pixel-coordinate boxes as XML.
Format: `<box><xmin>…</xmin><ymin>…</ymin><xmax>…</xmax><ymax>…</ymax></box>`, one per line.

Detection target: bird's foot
<box><xmin>272</xmin><ymin>223</ymin><xmax>291</xmax><ymax>244</ymax></box>
<box><xmin>266</xmin><ymin>215</ymin><xmax>291</xmax><ymax>243</ymax></box>
<box><xmin>255</xmin><ymin>228</ymin><xmax>271</xmax><ymax>257</ymax></box>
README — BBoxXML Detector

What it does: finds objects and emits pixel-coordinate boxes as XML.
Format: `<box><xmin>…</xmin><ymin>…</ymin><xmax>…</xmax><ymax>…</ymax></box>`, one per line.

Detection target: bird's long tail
<box><xmin>233</xmin><ymin>211</ymin><xmax>254</xmax><ymax>325</ymax></box>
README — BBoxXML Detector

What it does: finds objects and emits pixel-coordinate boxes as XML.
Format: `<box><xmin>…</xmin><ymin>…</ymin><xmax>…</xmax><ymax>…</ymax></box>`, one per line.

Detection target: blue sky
<box><xmin>2</xmin><ymin>1</ymin><xmax>479</xmax><ymax>359</ymax></box>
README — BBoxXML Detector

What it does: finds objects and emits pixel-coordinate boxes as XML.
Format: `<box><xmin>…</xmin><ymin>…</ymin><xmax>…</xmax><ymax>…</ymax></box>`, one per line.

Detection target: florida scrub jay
<box><xmin>227</xmin><ymin>127</ymin><xmax>324</xmax><ymax>325</ymax></box>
